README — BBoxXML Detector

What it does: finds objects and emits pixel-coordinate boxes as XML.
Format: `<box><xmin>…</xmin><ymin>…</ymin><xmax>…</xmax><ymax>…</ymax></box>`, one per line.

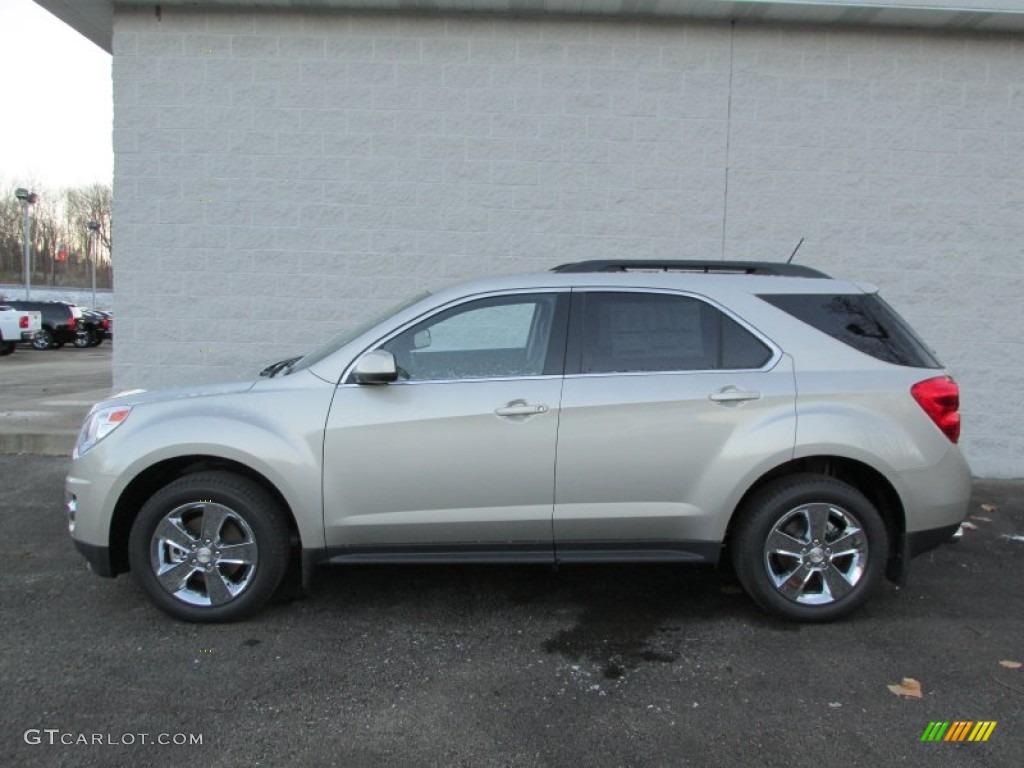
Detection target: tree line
<box><xmin>0</xmin><ymin>182</ymin><xmax>112</xmax><ymax>290</ymax></box>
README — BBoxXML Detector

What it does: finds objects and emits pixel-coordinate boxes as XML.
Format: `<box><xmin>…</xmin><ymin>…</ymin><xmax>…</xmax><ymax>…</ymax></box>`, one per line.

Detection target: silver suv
<box><xmin>66</xmin><ymin>261</ymin><xmax>970</xmax><ymax>623</ymax></box>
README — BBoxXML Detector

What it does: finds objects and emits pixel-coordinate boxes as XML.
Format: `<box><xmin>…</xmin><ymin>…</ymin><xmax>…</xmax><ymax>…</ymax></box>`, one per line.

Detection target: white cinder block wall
<box><xmin>111</xmin><ymin>9</ymin><xmax>1024</xmax><ymax>476</ymax></box>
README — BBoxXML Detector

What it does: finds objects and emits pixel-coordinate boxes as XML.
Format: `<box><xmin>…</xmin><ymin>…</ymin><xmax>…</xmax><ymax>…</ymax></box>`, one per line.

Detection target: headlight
<box><xmin>74</xmin><ymin>405</ymin><xmax>132</xmax><ymax>458</ymax></box>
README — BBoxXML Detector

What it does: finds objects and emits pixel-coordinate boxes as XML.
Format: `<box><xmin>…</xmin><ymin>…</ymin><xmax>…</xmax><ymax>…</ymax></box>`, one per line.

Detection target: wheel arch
<box><xmin>108</xmin><ymin>455</ymin><xmax>302</xmax><ymax>577</ymax></box>
<box><xmin>725</xmin><ymin>455</ymin><xmax>907</xmax><ymax>583</ymax></box>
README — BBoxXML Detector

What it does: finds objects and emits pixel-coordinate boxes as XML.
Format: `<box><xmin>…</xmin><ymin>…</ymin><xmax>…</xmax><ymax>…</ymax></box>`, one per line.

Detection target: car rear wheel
<box><xmin>31</xmin><ymin>328</ymin><xmax>53</xmax><ymax>350</ymax></box>
<box><xmin>73</xmin><ymin>332</ymin><xmax>92</xmax><ymax>348</ymax></box>
<box><xmin>731</xmin><ymin>474</ymin><xmax>888</xmax><ymax>622</ymax></box>
<box><xmin>128</xmin><ymin>471</ymin><xmax>290</xmax><ymax>622</ymax></box>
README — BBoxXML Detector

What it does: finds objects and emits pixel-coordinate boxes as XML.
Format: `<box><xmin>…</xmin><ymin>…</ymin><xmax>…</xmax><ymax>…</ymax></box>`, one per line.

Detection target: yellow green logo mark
<box><xmin>921</xmin><ymin>721</ymin><xmax>996</xmax><ymax>742</ymax></box>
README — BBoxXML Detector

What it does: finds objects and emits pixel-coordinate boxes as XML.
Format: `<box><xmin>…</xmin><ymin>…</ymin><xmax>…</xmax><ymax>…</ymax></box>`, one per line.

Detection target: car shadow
<box><xmin>298</xmin><ymin>563</ymin><xmax>791</xmax><ymax>674</ymax></box>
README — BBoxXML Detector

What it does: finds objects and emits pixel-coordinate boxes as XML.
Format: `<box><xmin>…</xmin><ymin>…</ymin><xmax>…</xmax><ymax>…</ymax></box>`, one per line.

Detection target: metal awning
<box><xmin>34</xmin><ymin>0</ymin><xmax>1024</xmax><ymax>54</ymax></box>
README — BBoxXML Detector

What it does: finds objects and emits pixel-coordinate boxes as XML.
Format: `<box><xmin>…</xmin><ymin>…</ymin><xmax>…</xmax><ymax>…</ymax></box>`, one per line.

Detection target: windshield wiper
<box><xmin>259</xmin><ymin>356</ymin><xmax>302</xmax><ymax>377</ymax></box>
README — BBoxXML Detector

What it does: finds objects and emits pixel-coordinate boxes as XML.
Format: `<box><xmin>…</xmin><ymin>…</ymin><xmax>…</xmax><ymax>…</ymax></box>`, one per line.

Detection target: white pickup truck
<box><xmin>0</xmin><ymin>304</ymin><xmax>42</xmax><ymax>356</ymax></box>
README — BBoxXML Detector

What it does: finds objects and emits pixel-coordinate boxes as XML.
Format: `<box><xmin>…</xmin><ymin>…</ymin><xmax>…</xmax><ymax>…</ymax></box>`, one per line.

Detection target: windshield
<box><xmin>287</xmin><ymin>292</ymin><xmax>430</xmax><ymax>374</ymax></box>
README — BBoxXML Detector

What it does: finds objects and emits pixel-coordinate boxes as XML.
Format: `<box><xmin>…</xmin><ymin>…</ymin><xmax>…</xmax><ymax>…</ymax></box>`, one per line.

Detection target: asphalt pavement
<box><xmin>0</xmin><ymin>344</ymin><xmax>113</xmax><ymax>455</ymax></box>
<box><xmin>0</xmin><ymin>455</ymin><xmax>1021</xmax><ymax>767</ymax></box>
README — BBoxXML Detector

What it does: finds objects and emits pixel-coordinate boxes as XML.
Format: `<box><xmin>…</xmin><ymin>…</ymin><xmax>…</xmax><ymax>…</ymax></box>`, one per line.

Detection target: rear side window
<box><xmin>579</xmin><ymin>292</ymin><xmax>772</xmax><ymax>374</ymax></box>
<box><xmin>760</xmin><ymin>293</ymin><xmax>941</xmax><ymax>369</ymax></box>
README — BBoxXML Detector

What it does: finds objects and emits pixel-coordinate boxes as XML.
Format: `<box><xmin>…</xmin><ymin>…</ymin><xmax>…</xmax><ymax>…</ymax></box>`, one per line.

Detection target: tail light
<box><xmin>101</xmin><ymin>319</ymin><xmax>110</xmax><ymax>329</ymax></box>
<box><xmin>911</xmin><ymin>376</ymin><xmax>960</xmax><ymax>443</ymax></box>
<box><xmin>19</xmin><ymin>315</ymin><xmax>29</xmax><ymax>329</ymax></box>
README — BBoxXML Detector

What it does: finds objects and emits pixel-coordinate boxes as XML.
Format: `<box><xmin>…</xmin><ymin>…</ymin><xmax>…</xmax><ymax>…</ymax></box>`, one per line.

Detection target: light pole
<box><xmin>86</xmin><ymin>220</ymin><xmax>101</xmax><ymax>308</ymax></box>
<box><xmin>14</xmin><ymin>188</ymin><xmax>38</xmax><ymax>300</ymax></box>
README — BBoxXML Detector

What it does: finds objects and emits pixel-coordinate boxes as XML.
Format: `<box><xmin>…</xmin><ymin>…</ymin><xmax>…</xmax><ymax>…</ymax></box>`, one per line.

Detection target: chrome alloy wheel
<box><xmin>763</xmin><ymin>503</ymin><xmax>868</xmax><ymax>605</ymax></box>
<box><xmin>31</xmin><ymin>329</ymin><xmax>53</xmax><ymax>350</ymax></box>
<box><xmin>150</xmin><ymin>502</ymin><xmax>258</xmax><ymax>606</ymax></box>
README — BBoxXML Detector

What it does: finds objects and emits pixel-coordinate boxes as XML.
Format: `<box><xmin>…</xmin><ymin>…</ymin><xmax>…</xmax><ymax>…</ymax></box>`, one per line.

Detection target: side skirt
<box><xmin>304</xmin><ymin>540</ymin><xmax>722</xmax><ymax>569</ymax></box>
<box><xmin>320</xmin><ymin>542</ymin><xmax>555</xmax><ymax>566</ymax></box>
<box><xmin>554</xmin><ymin>541</ymin><xmax>721</xmax><ymax>565</ymax></box>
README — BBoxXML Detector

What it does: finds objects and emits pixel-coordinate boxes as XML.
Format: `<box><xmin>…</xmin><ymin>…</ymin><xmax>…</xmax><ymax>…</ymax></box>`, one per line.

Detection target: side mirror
<box><xmin>353</xmin><ymin>349</ymin><xmax>398</xmax><ymax>385</ymax></box>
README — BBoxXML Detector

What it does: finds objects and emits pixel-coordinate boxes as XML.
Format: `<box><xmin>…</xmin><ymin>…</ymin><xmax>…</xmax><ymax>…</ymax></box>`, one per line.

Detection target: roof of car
<box><xmin>551</xmin><ymin>260</ymin><xmax>829</xmax><ymax>278</ymax></box>
<box><xmin>426</xmin><ymin>262</ymin><xmax>862</xmax><ymax>303</ymax></box>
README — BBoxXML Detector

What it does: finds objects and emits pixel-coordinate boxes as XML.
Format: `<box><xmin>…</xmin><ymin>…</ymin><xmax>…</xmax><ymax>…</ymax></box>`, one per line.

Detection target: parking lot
<box><xmin>0</xmin><ymin>343</ymin><xmax>112</xmax><ymax>455</ymax></box>
<box><xmin>0</xmin><ymin>454</ymin><xmax>1021</xmax><ymax>766</ymax></box>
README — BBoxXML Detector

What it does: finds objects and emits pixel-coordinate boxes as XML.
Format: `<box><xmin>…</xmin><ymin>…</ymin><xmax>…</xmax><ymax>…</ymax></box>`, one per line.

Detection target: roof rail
<box><xmin>551</xmin><ymin>260</ymin><xmax>830</xmax><ymax>278</ymax></box>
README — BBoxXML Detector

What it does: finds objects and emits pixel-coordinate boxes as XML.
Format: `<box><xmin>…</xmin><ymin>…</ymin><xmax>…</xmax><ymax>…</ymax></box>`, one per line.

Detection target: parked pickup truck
<box><xmin>4</xmin><ymin>300</ymin><xmax>79</xmax><ymax>349</ymax></box>
<box><xmin>0</xmin><ymin>304</ymin><xmax>42</xmax><ymax>356</ymax></box>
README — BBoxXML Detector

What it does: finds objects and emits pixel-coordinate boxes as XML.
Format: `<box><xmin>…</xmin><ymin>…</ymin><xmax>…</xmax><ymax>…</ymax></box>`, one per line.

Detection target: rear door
<box><xmin>553</xmin><ymin>289</ymin><xmax>797</xmax><ymax>561</ymax></box>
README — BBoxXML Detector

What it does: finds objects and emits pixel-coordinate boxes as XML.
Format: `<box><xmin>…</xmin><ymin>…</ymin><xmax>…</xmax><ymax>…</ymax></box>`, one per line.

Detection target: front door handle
<box><xmin>709</xmin><ymin>388</ymin><xmax>762</xmax><ymax>404</ymax></box>
<box><xmin>495</xmin><ymin>402</ymin><xmax>549</xmax><ymax>417</ymax></box>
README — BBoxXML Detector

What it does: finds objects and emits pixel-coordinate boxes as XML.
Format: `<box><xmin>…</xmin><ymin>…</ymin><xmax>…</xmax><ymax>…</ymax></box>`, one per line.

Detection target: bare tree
<box><xmin>0</xmin><ymin>196</ymin><xmax>23</xmax><ymax>276</ymax></box>
<box><xmin>66</xmin><ymin>183</ymin><xmax>112</xmax><ymax>257</ymax></box>
<box><xmin>0</xmin><ymin>181</ymin><xmax>113</xmax><ymax>288</ymax></box>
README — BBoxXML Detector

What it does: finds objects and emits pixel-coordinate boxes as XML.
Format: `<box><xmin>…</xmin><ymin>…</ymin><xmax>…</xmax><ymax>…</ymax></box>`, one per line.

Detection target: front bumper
<box><xmin>73</xmin><ymin>539</ymin><xmax>116</xmax><ymax>578</ymax></box>
<box><xmin>66</xmin><ymin>462</ymin><xmax>123</xmax><ymax>575</ymax></box>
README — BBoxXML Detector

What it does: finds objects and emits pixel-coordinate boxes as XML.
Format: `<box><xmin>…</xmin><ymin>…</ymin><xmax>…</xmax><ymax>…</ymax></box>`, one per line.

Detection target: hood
<box><xmin>97</xmin><ymin>379</ymin><xmax>257</xmax><ymax>410</ymax></box>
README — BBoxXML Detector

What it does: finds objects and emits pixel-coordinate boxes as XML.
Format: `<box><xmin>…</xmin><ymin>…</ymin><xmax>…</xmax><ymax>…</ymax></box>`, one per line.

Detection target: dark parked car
<box><xmin>94</xmin><ymin>310</ymin><xmax>112</xmax><ymax>339</ymax></box>
<box><xmin>74</xmin><ymin>309</ymin><xmax>112</xmax><ymax>348</ymax></box>
<box><xmin>5</xmin><ymin>300</ymin><xmax>79</xmax><ymax>350</ymax></box>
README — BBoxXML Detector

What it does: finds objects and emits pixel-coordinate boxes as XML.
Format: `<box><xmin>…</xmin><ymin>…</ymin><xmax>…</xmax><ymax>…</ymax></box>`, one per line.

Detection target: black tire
<box><xmin>89</xmin><ymin>335</ymin><xmax>104</xmax><ymax>347</ymax></box>
<box><xmin>731</xmin><ymin>474</ymin><xmax>888</xmax><ymax>623</ymax></box>
<box><xmin>73</xmin><ymin>332</ymin><xmax>92</xmax><ymax>348</ymax></box>
<box><xmin>31</xmin><ymin>328</ymin><xmax>53</xmax><ymax>350</ymax></box>
<box><xmin>0</xmin><ymin>341</ymin><xmax>15</xmax><ymax>356</ymax></box>
<box><xmin>128</xmin><ymin>471</ymin><xmax>290</xmax><ymax>623</ymax></box>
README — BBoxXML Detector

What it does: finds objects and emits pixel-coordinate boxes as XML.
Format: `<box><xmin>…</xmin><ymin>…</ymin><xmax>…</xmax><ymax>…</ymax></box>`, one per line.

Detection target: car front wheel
<box><xmin>732</xmin><ymin>474</ymin><xmax>888</xmax><ymax>622</ymax></box>
<box><xmin>128</xmin><ymin>471</ymin><xmax>290</xmax><ymax>622</ymax></box>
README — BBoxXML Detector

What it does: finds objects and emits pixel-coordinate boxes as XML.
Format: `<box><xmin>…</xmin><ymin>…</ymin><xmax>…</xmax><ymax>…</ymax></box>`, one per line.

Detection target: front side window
<box><xmin>291</xmin><ymin>291</ymin><xmax>430</xmax><ymax>374</ymax></box>
<box><xmin>579</xmin><ymin>292</ymin><xmax>772</xmax><ymax>374</ymax></box>
<box><xmin>381</xmin><ymin>294</ymin><xmax>566</xmax><ymax>381</ymax></box>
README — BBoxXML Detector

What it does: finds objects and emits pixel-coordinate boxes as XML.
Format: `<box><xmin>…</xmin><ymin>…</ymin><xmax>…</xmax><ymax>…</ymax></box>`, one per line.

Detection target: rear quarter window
<box><xmin>759</xmin><ymin>293</ymin><xmax>941</xmax><ymax>369</ymax></box>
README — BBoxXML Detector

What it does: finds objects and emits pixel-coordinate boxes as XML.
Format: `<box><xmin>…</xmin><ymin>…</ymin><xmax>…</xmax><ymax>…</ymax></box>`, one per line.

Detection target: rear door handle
<box><xmin>495</xmin><ymin>403</ymin><xmax>549</xmax><ymax>417</ymax></box>
<box><xmin>709</xmin><ymin>388</ymin><xmax>762</xmax><ymax>404</ymax></box>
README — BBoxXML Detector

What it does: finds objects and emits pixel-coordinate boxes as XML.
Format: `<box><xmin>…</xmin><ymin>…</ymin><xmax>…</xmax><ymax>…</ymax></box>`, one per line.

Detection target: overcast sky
<box><xmin>0</xmin><ymin>0</ymin><xmax>113</xmax><ymax>191</ymax></box>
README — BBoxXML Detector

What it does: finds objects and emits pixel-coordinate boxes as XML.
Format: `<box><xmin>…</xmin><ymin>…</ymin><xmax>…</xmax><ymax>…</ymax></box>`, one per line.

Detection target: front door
<box><xmin>322</xmin><ymin>292</ymin><xmax>569</xmax><ymax>561</ymax></box>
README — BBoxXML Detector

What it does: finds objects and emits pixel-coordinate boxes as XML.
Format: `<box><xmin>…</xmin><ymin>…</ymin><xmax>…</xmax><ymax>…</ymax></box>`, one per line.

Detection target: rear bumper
<box><xmin>888</xmin><ymin>522</ymin><xmax>962</xmax><ymax>585</ymax></box>
<box><xmin>20</xmin><ymin>331</ymin><xmax>36</xmax><ymax>341</ymax></box>
<box><xmin>886</xmin><ymin>446</ymin><xmax>970</xmax><ymax>583</ymax></box>
<box><xmin>900</xmin><ymin>445</ymin><xmax>972</xmax><ymax>533</ymax></box>
<box><xmin>907</xmin><ymin>523</ymin><xmax>961</xmax><ymax>558</ymax></box>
